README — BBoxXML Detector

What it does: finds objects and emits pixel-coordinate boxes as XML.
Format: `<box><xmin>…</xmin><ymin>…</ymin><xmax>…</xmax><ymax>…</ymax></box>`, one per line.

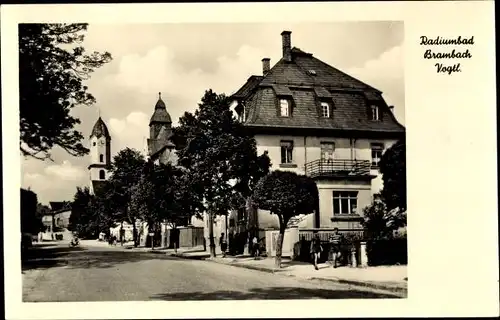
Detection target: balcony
<box><xmin>304</xmin><ymin>159</ymin><xmax>372</xmax><ymax>179</ymax></box>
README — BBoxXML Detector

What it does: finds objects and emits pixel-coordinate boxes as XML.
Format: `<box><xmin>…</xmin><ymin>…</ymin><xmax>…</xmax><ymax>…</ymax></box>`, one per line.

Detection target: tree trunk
<box><xmin>120</xmin><ymin>221</ymin><xmax>124</xmax><ymax>246</ymax></box>
<box><xmin>208</xmin><ymin>212</ymin><xmax>216</xmax><ymax>258</ymax></box>
<box><xmin>132</xmin><ymin>218</ymin><xmax>138</xmax><ymax>247</ymax></box>
<box><xmin>275</xmin><ymin>216</ymin><xmax>288</xmax><ymax>269</ymax></box>
<box><xmin>173</xmin><ymin>225</ymin><xmax>178</xmax><ymax>254</ymax></box>
<box><xmin>151</xmin><ymin>222</ymin><xmax>155</xmax><ymax>250</ymax></box>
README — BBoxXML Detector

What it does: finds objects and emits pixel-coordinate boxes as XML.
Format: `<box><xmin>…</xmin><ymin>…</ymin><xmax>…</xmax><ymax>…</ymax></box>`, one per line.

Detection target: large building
<box><xmin>229</xmin><ymin>31</ymin><xmax>405</xmax><ymax>235</ymax></box>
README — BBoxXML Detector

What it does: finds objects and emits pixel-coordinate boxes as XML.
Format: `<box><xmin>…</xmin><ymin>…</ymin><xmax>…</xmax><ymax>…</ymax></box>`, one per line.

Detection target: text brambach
<box><xmin>424</xmin><ymin>49</ymin><xmax>472</xmax><ymax>59</ymax></box>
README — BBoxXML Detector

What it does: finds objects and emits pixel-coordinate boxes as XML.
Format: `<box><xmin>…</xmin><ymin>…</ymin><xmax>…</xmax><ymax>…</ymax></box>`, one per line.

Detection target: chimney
<box><xmin>281</xmin><ymin>31</ymin><xmax>292</xmax><ymax>62</ymax></box>
<box><xmin>262</xmin><ymin>58</ymin><xmax>270</xmax><ymax>76</ymax></box>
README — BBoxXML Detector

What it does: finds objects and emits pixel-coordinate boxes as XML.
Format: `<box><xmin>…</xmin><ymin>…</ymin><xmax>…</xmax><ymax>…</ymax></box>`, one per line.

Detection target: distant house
<box><xmin>228</xmin><ymin>31</ymin><xmax>405</xmax><ymax>237</ymax></box>
<box><xmin>39</xmin><ymin>201</ymin><xmax>72</xmax><ymax>240</ymax></box>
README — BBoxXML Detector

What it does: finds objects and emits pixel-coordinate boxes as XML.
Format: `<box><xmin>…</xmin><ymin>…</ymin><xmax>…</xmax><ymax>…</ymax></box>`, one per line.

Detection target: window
<box><xmin>321</xmin><ymin>102</ymin><xmax>330</xmax><ymax>118</ymax></box>
<box><xmin>99</xmin><ymin>154</ymin><xmax>104</xmax><ymax>162</ymax></box>
<box><xmin>280</xmin><ymin>99</ymin><xmax>290</xmax><ymax>117</ymax></box>
<box><xmin>370</xmin><ymin>105</ymin><xmax>380</xmax><ymax>121</ymax></box>
<box><xmin>99</xmin><ymin>170</ymin><xmax>105</xmax><ymax>180</ymax></box>
<box><xmin>280</xmin><ymin>140</ymin><xmax>293</xmax><ymax>164</ymax></box>
<box><xmin>371</xmin><ymin>143</ymin><xmax>384</xmax><ymax>167</ymax></box>
<box><xmin>320</xmin><ymin>142</ymin><xmax>335</xmax><ymax>162</ymax></box>
<box><xmin>333</xmin><ymin>191</ymin><xmax>358</xmax><ymax>215</ymax></box>
<box><xmin>93</xmin><ymin>142</ymin><xmax>96</xmax><ymax>146</ymax></box>
<box><xmin>236</xmin><ymin>103</ymin><xmax>245</xmax><ymax>122</ymax></box>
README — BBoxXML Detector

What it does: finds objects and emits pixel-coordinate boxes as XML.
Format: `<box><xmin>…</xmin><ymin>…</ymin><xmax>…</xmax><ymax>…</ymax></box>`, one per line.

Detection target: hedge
<box><xmin>366</xmin><ymin>237</ymin><xmax>407</xmax><ymax>266</ymax></box>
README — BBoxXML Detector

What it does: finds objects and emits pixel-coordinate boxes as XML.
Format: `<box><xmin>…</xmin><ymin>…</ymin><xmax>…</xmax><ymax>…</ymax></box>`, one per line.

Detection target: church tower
<box><xmin>147</xmin><ymin>92</ymin><xmax>176</xmax><ymax>164</ymax></box>
<box><xmin>88</xmin><ymin>116</ymin><xmax>111</xmax><ymax>194</ymax></box>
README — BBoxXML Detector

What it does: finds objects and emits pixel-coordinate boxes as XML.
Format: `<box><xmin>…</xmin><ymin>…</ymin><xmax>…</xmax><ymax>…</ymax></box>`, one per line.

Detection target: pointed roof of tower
<box><xmin>149</xmin><ymin>92</ymin><xmax>172</xmax><ymax>125</ymax></box>
<box><xmin>90</xmin><ymin>117</ymin><xmax>111</xmax><ymax>139</ymax></box>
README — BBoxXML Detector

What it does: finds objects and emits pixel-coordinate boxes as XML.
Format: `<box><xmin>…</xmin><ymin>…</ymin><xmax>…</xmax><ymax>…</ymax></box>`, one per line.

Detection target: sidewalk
<box><xmin>205</xmin><ymin>255</ymin><xmax>407</xmax><ymax>295</ymax></box>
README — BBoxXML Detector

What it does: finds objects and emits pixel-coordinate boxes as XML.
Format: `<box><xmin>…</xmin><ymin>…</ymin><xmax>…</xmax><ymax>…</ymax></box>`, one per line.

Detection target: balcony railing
<box><xmin>304</xmin><ymin>159</ymin><xmax>372</xmax><ymax>179</ymax></box>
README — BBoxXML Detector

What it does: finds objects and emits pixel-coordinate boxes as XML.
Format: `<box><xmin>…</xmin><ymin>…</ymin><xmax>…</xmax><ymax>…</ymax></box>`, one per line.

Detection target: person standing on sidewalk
<box><xmin>252</xmin><ymin>235</ymin><xmax>259</xmax><ymax>259</ymax></box>
<box><xmin>219</xmin><ymin>233</ymin><xmax>227</xmax><ymax>257</ymax></box>
<box><xmin>328</xmin><ymin>228</ymin><xmax>344</xmax><ymax>268</ymax></box>
<box><xmin>310</xmin><ymin>234</ymin><xmax>323</xmax><ymax>270</ymax></box>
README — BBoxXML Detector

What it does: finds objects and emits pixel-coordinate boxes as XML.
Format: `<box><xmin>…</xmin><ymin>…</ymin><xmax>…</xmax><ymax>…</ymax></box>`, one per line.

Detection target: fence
<box><xmin>298</xmin><ymin>228</ymin><xmax>366</xmax><ymax>242</ymax></box>
<box><xmin>304</xmin><ymin>159</ymin><xmax>371</xmax><ymax>178</ymax></box>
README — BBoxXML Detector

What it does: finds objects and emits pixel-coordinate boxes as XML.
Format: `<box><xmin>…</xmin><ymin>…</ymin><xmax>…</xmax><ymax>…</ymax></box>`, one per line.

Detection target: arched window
<box><xmin>99</xmin><ymin>170</ymin><xmax>105</xmax><ymax>180</ymax></box>
<box><xmin>100</xmin><ymin>154</ymin><xmax>104</xmax><ymax>162</ymax></box>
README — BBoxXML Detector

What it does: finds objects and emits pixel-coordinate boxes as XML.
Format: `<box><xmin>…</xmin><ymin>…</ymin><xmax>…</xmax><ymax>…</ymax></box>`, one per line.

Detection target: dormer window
<box><xmin>235</xmin><ymin>103</ymin><xmax>246</xmax><ymax>122</ymax></box>
<box><xmin>321</xmin><ymin>101</ymin><xmax>331</xmax><ymax>118</ymax></box>
<box><xmin>280</xmin><ymin>99</ymin><xmax>290</xmax><ymax>117</ymax></box>
<box><xmin>370</xmin><ymin>105</ymin><xmax>380</xmax><ymax>121</ymax></box>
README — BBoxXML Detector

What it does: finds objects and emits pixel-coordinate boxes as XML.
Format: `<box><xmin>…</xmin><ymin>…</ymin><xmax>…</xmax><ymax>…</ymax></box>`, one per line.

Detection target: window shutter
<box><xmin>366</xmin><ymin>104</ymin><xmax>372</xmax><ymax>120</ymax></box>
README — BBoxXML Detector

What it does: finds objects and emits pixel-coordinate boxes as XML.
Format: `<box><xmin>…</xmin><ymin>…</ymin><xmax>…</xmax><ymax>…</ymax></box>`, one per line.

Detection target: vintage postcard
<box><xmin>1</xmin><ymin>1</ymin><xmax>498</xmax><ymax>319</ymax></box>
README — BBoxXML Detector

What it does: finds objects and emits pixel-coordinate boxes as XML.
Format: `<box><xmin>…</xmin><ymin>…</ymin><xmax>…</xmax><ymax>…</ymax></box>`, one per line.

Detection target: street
<box><xmin>22</xmin><ymin>243</ymin><xmax>400</xmax><ymax>301</ymax></box>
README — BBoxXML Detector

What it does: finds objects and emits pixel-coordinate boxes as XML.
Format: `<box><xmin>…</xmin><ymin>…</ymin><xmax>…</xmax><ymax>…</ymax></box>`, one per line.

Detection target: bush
<box><xmin>366</xmin><ymin>235</ymin><xmax>407</xmax><ymax>266</ymax></box>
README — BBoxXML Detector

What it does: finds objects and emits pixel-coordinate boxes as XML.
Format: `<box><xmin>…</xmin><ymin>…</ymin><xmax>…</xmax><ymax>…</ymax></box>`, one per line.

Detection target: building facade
<box><xmin>229</xmin><ymin>31</ymin><xmax>405</xmax><ymax>234</ymax></box>
<box><xmin>88</xmin><ymin>117</ymin><xmax>112</xmax><ymax>195</ymax></box>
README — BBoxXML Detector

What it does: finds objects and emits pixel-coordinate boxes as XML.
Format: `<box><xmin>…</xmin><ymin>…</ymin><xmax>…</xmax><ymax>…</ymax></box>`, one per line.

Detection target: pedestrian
<box><xmin>310</xmin><ymin>234</ymin><xmax>323</xmax><ymax>270</ymax></box>
<box><xmin>219</xmin><ymin>233</ymin><xmax>227</xmax><ymax>257</ymax></box>
<box><xmin>328</xmin><ymin>228</ymin><xmax>344</xmax><ymax>268</ymax></box>
<box><xmin>252</xmin><ymin>235</ymin><xmax>260</xmax><ymax>259</ymax></box>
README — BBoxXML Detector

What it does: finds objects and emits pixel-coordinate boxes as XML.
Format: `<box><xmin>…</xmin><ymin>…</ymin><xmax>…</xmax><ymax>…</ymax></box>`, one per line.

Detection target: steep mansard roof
<box><xmin>231</xmin><ymin>47</ymin><xmax>405</xmax><ymax>134</ymax></box>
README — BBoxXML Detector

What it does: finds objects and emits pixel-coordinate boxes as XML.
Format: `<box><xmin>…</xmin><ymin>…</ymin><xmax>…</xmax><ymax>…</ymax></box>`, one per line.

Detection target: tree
<box><xmin>379</xmin><ymin>139</ymin><xmax>406</xmax><ymax>212</ymax></box>
<box><xmin>106</xmin><ymin>148</ymin><xmax>146</xmax><ymax>246</ymax></box>
<box><xmin>21</xmin><ymin>188</ymin><xmax>43</xmax><ymax>234</ymax></box>
<box><xmin>173</xmin><ymin>89</ymin><xmax>271</xmax><ymax>258</ymax></box>
<box><xmin>19</xmin><ymin>23</ymin><xmax>112</xmax><ymax>160</ymax></box>
<box><xmin>68</xmin><ymin>187</ymin><xmax>97</xmax><ymax>238</ymax></box>
<box><xmin>253</xmin><ymin>171</ymin><xmax>319</xmax><ymax>268</ymax></box>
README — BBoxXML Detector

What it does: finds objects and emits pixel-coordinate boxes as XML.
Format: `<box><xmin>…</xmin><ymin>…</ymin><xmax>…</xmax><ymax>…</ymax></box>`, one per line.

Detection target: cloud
<box><xmin>22</xmin><ymin>159</ymin><xmax>88</xmax><ymax>204</ymax></box>
<box><xmin>347</xmin><ymin>45</ymin><xmax>405</xmax><ymax>124</ymax></box>
<box><xmin>108</xmin><ymin>111</ymin><xmax>150</xmax><ymax>156</ymax></box>
<box><xmin>44</xmin><ymin>160</ymin><xmax>87</xmax><ymax>181</ymax></box>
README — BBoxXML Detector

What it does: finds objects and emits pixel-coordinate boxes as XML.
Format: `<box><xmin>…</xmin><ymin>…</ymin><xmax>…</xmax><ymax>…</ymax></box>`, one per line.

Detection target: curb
<box><xmin>309</xmin><ymin>277</ymin><xmax>407</xmax><ymax>295</ymax></box>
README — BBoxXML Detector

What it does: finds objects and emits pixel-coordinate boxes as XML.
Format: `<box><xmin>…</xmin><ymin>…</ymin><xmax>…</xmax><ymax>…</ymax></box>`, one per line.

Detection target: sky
<box><xmin>21</xmin><ymin>22</ymin><xmax>405</xmax><ymax>205</ymax></box>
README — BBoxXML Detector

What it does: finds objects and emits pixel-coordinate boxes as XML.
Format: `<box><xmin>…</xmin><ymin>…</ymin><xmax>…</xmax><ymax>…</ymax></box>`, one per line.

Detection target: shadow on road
<box><xmin>22</xmin><ymin>246</ymin><xmax>176</xmax><ymax>271</ymax></box>
<box><xmin>150</xmin><ymin>286</ymin><xmax>402</xmax><ymax>300</ymax></box>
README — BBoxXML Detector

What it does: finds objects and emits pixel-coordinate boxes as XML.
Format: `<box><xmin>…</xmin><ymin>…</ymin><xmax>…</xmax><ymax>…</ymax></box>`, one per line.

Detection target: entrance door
<box><xmin>320</xmin><ymin>142</ymin><xmax>335</xmax><ymax>163</ymax></box>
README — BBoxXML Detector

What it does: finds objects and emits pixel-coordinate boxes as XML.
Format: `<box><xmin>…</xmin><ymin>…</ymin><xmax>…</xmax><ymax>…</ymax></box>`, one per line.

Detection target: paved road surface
<box><xmin>22</xmin><ymin>243</ymin><xmax>401</xmax><ymax>302</ymax></box>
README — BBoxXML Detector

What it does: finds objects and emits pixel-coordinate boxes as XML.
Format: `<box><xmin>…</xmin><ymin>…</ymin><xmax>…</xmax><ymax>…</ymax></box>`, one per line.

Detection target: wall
<box><xmin>203</xmin><ymin>212</ymin><xmax>228</xmax><ymax>249</ymax></box>
<box><xmin>54</xmin><ymin>210</ymin><xmax>71</xmax><ymax>229</ymax></box>
<box><xmin>89</xmin><ymin>166</ymin><xmax>109</xmax><ymax>181</ymax></box>
<box><xmin>265</xmin><ymin>227</ymin><xmax>299</xmax><ymax>257</ymax></box>
<box><xmin>317</xmin><ymin>179</ymin><xmax>372</xmax><ymax>229</ymax></box>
